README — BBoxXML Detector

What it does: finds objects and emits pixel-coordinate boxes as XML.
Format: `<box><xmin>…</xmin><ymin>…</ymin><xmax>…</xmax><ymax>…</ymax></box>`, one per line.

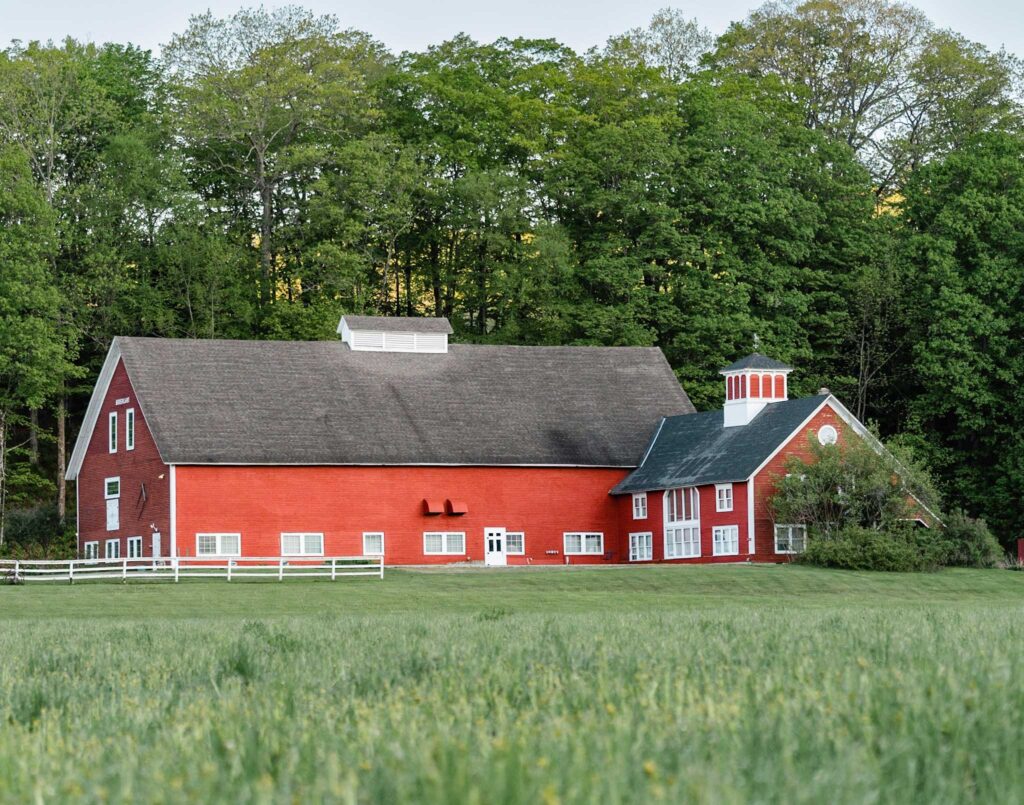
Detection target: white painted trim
<box><xmin>628</xmin><ymin>531</ymin><xmax>653</xmax><ymax>562</ymax></box>
<box><xmin>196</xmin><ymin>532</ymin><xmax>241</xmax><ymax>557</ymax></box>
<box><xmin>169</xmin><ymin>465</ymin><xmax>177</xmax><ymax>559</ymax></box>
<box><xmin>712</xmin><ymin>525</ymin><xmax>740</xmax><ymax>556</ymax></box>
<box><xmin>126</xmin><ymin>408</ymin><xmax>136</xmax><ymax>451</ymax></box>
<box><xmin>280</xmin><ymin>532</ymin><xmax>325</xmax><ymax>557</ymax></box>
<box><xmin>66</xmin><ymin>340</ymin><xmax>123</xmax><ymax>480</ymax></box>
<box><xmin>631</xmin><ymin>492</ymin><xmax>648</xmax><ymax>519</ymax></box>
<box><xmin>715</xmin><ymin>483</ymin><xmax>733</xmax><ymax>512</ymax></box>
<box><xmin>108</xmin><ymin>411</ymin><xmax>118</xmax><ymax>453</ymax></box>
<box><xmin>563</xmin><ymin>532</ymin><xmax>604</xmax><ymax>555</ymax></box>
<box><xmin>746</xmin><ymin>477</ymin><xmax>755</xmax><ymax>554</ymax></box>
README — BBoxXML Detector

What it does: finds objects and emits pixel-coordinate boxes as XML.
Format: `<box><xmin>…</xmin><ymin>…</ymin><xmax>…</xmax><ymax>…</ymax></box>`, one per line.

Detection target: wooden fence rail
<box><xmin>0</xmin><ymin>556</ymin><xmax>384</xmax><ymax>584</ymax></box>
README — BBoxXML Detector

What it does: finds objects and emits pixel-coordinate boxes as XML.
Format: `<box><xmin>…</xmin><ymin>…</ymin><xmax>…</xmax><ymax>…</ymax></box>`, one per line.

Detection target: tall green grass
<box><xmin>1</xmin><ymin>598</ymin><xmax>1023</xmax><ymax>802</ymax></box>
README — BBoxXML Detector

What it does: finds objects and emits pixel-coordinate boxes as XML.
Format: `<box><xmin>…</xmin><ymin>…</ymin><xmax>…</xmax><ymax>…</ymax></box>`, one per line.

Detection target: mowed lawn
<box><xmin>2</xmin><ymin>566</ymin><xmax>1023</xmax><ymax>803</ymax></box>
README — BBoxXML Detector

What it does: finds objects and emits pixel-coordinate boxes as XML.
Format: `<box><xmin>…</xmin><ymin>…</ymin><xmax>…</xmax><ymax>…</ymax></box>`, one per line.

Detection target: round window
<box><xmin>818</xmin><ymin>425</ymin><xmax>838</xmax><ymax>445</ymax></box>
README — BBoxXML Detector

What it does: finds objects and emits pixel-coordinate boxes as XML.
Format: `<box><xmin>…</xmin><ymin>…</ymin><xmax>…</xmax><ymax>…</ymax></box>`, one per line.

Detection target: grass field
<box><xmin>2</xmin><ymin>565</ymin><xmax>1023</xmax><ymax>803</ymax></box>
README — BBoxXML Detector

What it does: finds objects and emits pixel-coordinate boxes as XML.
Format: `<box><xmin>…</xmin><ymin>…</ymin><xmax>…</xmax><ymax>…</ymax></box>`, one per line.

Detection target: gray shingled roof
<box><xmin>612</xmin><ymin>395</ymin><xmax>829</xmax><ymax>493</ymax></box>
<box><xmin>117</xmin><ymin>338</ymin><xmax>693</xmax><ymax>467</ymax></box>
<box><xmin>720</xmin><ymin>353</ymin><xmax>792</xmax><ymax>372</ymax></box>
<box><xmin>342</xmin><ymin>316</ymin><xmax>453</xmax><ymax>334</ymax></box>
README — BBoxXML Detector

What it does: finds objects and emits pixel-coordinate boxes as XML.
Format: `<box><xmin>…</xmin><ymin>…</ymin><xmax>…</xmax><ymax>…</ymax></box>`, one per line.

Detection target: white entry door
<box><xmin>484</xmin><ymin>528</ymin><xmax>507</xmax><ymax>566</ymax></box>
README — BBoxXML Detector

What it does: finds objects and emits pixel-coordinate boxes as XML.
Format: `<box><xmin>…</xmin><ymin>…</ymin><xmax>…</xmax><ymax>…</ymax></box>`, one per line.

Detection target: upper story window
<box><xmin>666</xmin><ymin>487</ymin><xmax>699</xmax><ymax>524</ymax></box>
<box><xmin>108</xmin><ymin>411</ymin><xmax>118</xmax><ymax>453</ymax></box>
<box><xmin>126</xmin><ymin>409</ymin><xmax>135</xmax><ymax>451</ymax></box>
<box><xmin>632</xmin><ymin>492</ymin><xmax>648</xmax><ymax>520</ymax></box>
<box><xmin>715</xmin><ymin>484</ymin><xmax>733</xmax><ymax>512</ymax></box>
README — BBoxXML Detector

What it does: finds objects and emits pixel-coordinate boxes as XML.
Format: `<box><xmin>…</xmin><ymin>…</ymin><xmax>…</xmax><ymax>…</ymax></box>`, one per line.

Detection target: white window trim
<box><xmin>712</xmin><ymin>525</ymin><xmax>740</xmax><ymax>557</ymax></box>
<box><xmin>196</xmin><ymin>533</ymin><xmax>242</xmax><ymax>557</ymax></box>
<box><xmin>105</xmin><ymin>538</ymin><xmax>121</xmax><ymax>559</ymax></box>
<box><xmin>108</xmin><ymin>411</ymin><xmax>117</xmax><ymax>453</ymax></box>
<box><xmin>563</xmin><ymin>532</ymin><xmax>604</xmax><ymax>555</ymax></box>
<box><xmin>126</xmin><ymin>408</ymin><xmax>135</xmax><ymax>451</ymax></box>
<box><xmin>506</xmin><ymin>531</ymin><xmax>525</xmax><ymax>555</ymax></box>
<box><xmin>280</xmin><ymin>532</ymin><xmax>324</xmax><ymax>557</ymax></box>
<box><xmin>632</xmin><ymin>492</ymin><xmax>648</xmax><ymax>520</ymax></box>
<box><xmin>104</xmin><ymin>477</ymin><xmax>120</xmax><ymax>499</ymax></box>
<box><xmin>84</xmin><ymin>541</ymin><xmax>99</xmax><ymax>560</ymax></box>
<box><xmin>629</xmin><ymin>532</ymin><xmax>653</xmax><ymax>562</ymax></box>
<box><xmin>715</xmin><ymin>483</ymin><xmax>733</xmax><ymax>513</ymax></box>
<box><xmin>774</xmin><ymin>524</ymin><xmax>808</xmax><ymax>554</ymax></box>
<box><xmin>423</xmin><ymin>532</ymin><xmax>466</xmax><ymax>555</ymax></box>
<box><xmin>362</xmin><ymin>532</ymin><xmax>385</xmax><ymax>556</ymax></box>
<box><xmin>127</xmin><ymin>536</ymin><xmax>143</xmax><ymax>559</ymax></box>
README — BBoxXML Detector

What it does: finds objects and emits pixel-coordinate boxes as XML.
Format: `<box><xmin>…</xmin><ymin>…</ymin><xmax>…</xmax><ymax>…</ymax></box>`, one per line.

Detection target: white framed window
<box><xmin>817</xmin><ymin>425</ymin><xmax>838</xmax><ymax>445</ymax></box>
<box><xmin>629</xmin><ymin>532</ymin><xmax>653</xmax><ymax>562</ymax></box>
<box><xmin>715</xmin><ymin>483</ymin><xmax>733</xmax><ymax>512</ymax></box>
<box><xmin>774</xmin><ymin>524</ymin><xmax>807</xmax><ymax>554</ymax></box>
<box><xmin>423</xmin><ymin>532</ymin><xmax>465</xmax><ymax>555</ymax></box>
<box><xmin>666</xmin><ymin>487</ymin><xmax>699</xmax><ymax>523</ymax></box>
<box><xmin>564</xmin><ymin>532</ymin><xmax>604</xmax><ymax>555</ymax></box>
<box><xmin>665</xmin><ymin>526</ymin><xmax>700</xmax><ymax>559</ymax></box>
<box><xmin>632</xmin><ymin>492</ymin><xmax>648</xmax><ymax>520</ymax></box>
<box><xmin>196</xmin><ymin>533</ymin><xmax>241</xmax><ymax>557</ymax></box>
<box><xmin>127</xmin><ymin>536</ymin><xmax>143</xmax><ymax>558</ymax></box>
<box><xmin>84</xmin><ymin>541</ymin><xmax>99</xmax><ymax>560</ymax></box>
<box><xmin>105</xmin><ymin>538</ymin><xmax>121</xmax><ymax>559</ymax></box>
<box><xmin>362</xmin><ymin>532</ymin><xmax>385</xmax><ymax>555</ymax></box>
<box><xmin>281</xmin><ymin>532</ymin><xmax>324</xmax><ymax>556</ymax></box>
<box><xmin>108</xmin><ymin>411</ymin><xmax>117</xmax><ymax>453</ymax></box>
<box><xmin>506</xmin><ymin>532</ymin><xmax>525</xmax><ymax>554</ymax></box>
<box><xmin>713</xmin><ymin>525</ymin><xmax>739</xmax><ymax>556</ymax></box>
<box><xmin>104</xmin><ymin>477</ymin><xmax>120</xmax><ymax>532</ymax></box>
<box><xmin>126</xmin><ymin>408</ymin><xmax>136</xmax><ymax>451</ymax></box>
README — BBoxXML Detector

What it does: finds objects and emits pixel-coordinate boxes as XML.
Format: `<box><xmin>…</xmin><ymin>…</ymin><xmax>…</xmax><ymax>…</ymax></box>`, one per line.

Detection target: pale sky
<box><xmin>1</xmin><ymin>0</ymin><xmax>1021</xmax><ymax>58</ymax></box>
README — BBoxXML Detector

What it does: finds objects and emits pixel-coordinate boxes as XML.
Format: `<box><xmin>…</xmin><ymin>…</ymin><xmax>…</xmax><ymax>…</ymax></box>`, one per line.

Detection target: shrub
<box><xmin>941</xmin><ymin>509</ymin><xmax>1003</xmax><ymax>568</ymax></box>
<box><xmin>798</xmin><ymin>524</ymin><xmax>945</xmax><ymax>572</ymax></box>
<box><xmin>0</xmin><ymin>505</ymin><xmax>76</xmax><ymax>559</ymax></box>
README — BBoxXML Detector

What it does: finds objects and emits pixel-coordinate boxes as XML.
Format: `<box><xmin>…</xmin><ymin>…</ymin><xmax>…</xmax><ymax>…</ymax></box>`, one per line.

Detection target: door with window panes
<box><xmin>484</xmin><ymin>527</ymin><xmax>507</xmax><ymax>566</ymax></box>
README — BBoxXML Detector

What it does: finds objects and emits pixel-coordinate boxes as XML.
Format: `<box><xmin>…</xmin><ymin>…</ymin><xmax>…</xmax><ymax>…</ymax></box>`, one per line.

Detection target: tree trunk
<box><xmin>28</xmin><ymin>408</ymin><xmax>40</xmax><ymax>465</ymax></box>
<box><xmin>57</xmin><ymin>394</ymin><xmax>67</xmax><ymax>523</ymax></box>
<box><xmin>382</xmin><ymin>242</ymin><xmax>394</xmax><ymax>315</ymax></box>
<box><xmin>405</xmin><ymin>261</ymin><xmax>413</xmax><ymax>318</ymax></box>
<box><xmin>430</xmin><ymin>240</ymin><xmax>442</xmax><ymax>317</ymax></box>
<box><xmin>257</xmin><ymin>152</ymin><xmax>274</xmax><ymax>313</ymax></box>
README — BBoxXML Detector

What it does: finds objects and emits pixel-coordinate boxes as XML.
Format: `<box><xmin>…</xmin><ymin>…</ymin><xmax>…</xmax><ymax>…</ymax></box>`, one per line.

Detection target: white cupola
<box><xmin>338</xmin><ymin>316</ymin><xmax>452</xmax><ymax>353</ymax></box>
<box><xmin>720</xmin><ymin>353</ymin><xmax>793</xmax><ymax>427</ymax></box>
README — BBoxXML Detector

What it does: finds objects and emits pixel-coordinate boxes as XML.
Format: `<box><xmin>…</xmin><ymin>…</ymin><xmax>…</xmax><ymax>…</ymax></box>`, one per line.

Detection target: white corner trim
<box><xmin>169</xmin><ymin>465</ymin><xmax>177</xmax><ymax>559</ymax></box>
<box><xmin>66</xmin><ymin>340</ymin><xmax>123</xmax><ymax>480</ymax></box>
<box><xmin>746</xmin><ymin>477</ymin><xmax>755</xmax><ymax>555</ymax></box>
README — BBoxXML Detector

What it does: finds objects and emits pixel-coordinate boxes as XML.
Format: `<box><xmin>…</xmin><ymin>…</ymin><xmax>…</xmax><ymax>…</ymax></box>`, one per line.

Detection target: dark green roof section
<box><xmin>720</xmin><ymin>353</ymin><xmax>792</xmax><ymax>372</ymax></box>
<box><xmin>612</xmin><ymin>395</ymin><xmax>830</xmax><ymax>494</ymax></box>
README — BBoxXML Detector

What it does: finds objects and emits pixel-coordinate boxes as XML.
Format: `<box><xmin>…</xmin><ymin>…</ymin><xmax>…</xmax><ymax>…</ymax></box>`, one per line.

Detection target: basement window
<box><xmin>196</xmin><ymin>533</ymin><xmax>241</xmax><ymax>557</ymax></box>
<box><xmin>281</xmin><ymin>532</ymin><xmax>323</xmax><ymax>556</ymax></box>
<box><xmin>363</xmin><ymin>532</ymin><xmax>385</xmax><ymax>555</ymax></box>
<box><xmin>423</xmin><ymin>532</ymin><xmax>465</xmax><ymax>555</ymax></box>
<box><xmin>774</xmin><ymin>524</ymin><xmax>807</xmax><ymax>554</ymax></box>
<box><xmin>564</xmin><ymin>532</ymin><xmax>603</xmax><ymax>555</ymax></box>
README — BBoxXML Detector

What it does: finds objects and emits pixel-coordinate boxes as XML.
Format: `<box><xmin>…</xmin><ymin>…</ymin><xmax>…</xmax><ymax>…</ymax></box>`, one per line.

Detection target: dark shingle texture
<box><xmin>720</xmin><ymin>353</ymin><xmax>792</xmax><ymax>372</ymax></box>
<box><xmin>118</xmin><ymin>338</ymin><xmax>693</xmax><ymax>466</ymax></box>
<box><xmin>341</xmin><ymin>316</ymin><xmax>453</xmax><ymax>334</ymax></box>
<box><xmin>612</xmin><ymin>395</ymin><xmax>829</xmax><ymax>493</ymax></box>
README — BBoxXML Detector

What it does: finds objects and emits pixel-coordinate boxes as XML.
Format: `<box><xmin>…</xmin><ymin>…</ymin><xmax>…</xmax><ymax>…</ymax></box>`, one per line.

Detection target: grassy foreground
<box><xmin>1</xmin><ymin>565</ymin><xmax>1023</xmax><ymax>803</ymax></box>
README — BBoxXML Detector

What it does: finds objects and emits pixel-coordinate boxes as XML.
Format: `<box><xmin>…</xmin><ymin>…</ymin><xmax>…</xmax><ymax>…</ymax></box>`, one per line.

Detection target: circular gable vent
<box><xmin>818</xmin><ymin>425</ymin><xmax>838</xmax><ymax>445</ymax></box>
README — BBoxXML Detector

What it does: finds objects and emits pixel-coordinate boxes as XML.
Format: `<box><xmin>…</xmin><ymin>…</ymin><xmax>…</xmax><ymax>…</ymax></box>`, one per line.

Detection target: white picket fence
<box><xmin>0</xmin><ymin>556</ymin><xmax>383</xmax><ymax>584</ymax></box>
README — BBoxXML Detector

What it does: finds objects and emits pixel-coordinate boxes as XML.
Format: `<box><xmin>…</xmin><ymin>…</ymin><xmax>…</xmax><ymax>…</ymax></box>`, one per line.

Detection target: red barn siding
<box><xmin>751</xmin><ymin>403</ymin><xmax>844</xmax><ymax>561</ymax></box>
<box><xmin>174</xmin><ymin>465</ymin><xmax>629</xmax><ymax>565</ymax></box>
<box><xmin>77</xmin><ymin>360</ymin><xmax>171</xmax><ymax>558</ymax></box>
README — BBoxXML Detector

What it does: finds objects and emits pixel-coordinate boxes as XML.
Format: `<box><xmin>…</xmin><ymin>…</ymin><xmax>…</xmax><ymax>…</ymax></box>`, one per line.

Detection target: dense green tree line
<box><xmin>0</xmin><ymin>1</ymin><xmax>1021</xmax><ymax>545</ymax></box>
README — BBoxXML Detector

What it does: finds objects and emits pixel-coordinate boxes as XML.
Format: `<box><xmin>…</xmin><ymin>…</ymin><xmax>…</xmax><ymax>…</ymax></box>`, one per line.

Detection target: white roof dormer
<box><xmin>338</xmin><ymin>316</ymin><xmax>452</xmax><ymax>353</ymax></box>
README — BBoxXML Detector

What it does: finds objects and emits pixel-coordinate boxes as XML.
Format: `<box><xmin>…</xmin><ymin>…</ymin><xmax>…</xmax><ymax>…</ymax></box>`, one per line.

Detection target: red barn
<box><xmin>66</xmin><ymin>317</ymin><xmax>929</xmax><ymax>566</ymax></box>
